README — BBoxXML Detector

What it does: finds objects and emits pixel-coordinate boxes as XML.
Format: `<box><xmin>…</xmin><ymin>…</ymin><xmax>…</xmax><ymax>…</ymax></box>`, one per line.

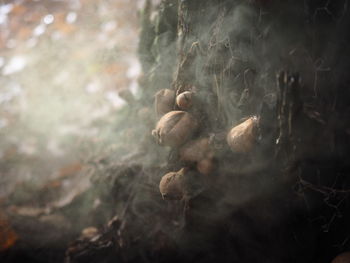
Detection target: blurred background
<box><xmin>1</xmin><ymin>1</ymin><xmax>350</xmax><ymax>263</ymax></box>
<box><xmin>0</xmin><ymin>0</ymin><xmax>149</xmax><ymax>253</ymax></box>
<box><xmin>0</xmin><ymin>0</ymin><xmax>143</xmax><ymax>200</ymax></box>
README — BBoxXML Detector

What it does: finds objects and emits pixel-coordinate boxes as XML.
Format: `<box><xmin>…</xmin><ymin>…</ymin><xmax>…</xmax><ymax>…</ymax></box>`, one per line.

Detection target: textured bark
<box><xmin>64</xmin><ymin>1</ymin><xmax>350</xmax><ymax>263</ymax></box>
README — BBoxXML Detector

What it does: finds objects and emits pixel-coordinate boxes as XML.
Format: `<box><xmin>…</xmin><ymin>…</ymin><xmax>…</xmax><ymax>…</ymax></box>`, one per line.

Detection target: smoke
<box><xmin>132</xmin><ymin>1</ymin><xmax>350</xmax><ymax>261</ymax></box>
<box><xmin>1</xmin><ymin>0</ymin><xmax>349</xmax><ymax>262</ymax></box>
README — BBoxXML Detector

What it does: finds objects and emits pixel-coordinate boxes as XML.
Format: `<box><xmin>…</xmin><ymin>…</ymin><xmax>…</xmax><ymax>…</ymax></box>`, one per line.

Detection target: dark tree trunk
<box><xmin>64</xmin><ymin>1</ymin><xmax>350</xmax><ymax>263</ymax></box>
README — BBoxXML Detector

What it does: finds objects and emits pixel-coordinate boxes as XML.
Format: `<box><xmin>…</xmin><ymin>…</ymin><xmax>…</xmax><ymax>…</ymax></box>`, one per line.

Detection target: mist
<box><xmin>1</xmin><ymin>0</ymin><xmax>350</xmax><ymax>263</ymax></box>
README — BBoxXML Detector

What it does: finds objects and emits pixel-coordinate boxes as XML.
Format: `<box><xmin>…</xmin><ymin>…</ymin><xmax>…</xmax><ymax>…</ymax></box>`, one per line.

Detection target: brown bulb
<box><xmin>196</xmin><ymin>158</ymin><xmax>214</xmax><ymax>175</ymax></box>
<box><xmin>176</xmin><ymin>91</ymin><xmax>193</xmax><ymax>110</ymax></box>
<box><xmin>179</xmin><ymin>137</ymin><xmax>212</xmax><ymax>163</ymax></box>
<box><xmin>226</xmin><ymin>116</ymin><xmax>259</xmax><ymax>153</ymax></box>
<box><xmin>152</xmin><ymin>111</ymin><xmax>198</xmax><ymax>147</ymax></box>
<box><xmin>154</xmin><ymin>89</ymin><xmax>175</xmax><ymax>118</ymax></box>
<box><xmin>159</xmin><ymin>168</ymin><xmax>186</xmax><ymax>200</ymax></box>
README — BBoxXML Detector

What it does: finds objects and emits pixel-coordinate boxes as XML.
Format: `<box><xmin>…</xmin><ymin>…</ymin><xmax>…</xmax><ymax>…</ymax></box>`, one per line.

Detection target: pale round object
<box><xmin>152</xmin><ymin>111</ymin><xmax>198</xmax><ymax>147</ymax></box>
<box><xmin>196</xmin><ymin>158</ymin><xmax>214</xmax><ymax>175</ymax></box>
<box><xmin>180</xmin><ymin>137</ymin><xmax>212</xmax><ymax>163</ymax></box>
<box><xmin>176</xmin><ymin>91</ymin><xmax>193</xmax><ymax>110</ymax></box>
<box><xmin>159</xmin><ymin>169</ymin><xmax>185</xmax><ymax>200</ymax></box>
<box><xmin>154</xmin><ymin>89</ymin><xmax>175</xmax><ymax>118</ymax></box>
<box><xmin>226</xmin><ymin>116</ymin><xmax>258</xmax><ymax>153</ymax></box>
